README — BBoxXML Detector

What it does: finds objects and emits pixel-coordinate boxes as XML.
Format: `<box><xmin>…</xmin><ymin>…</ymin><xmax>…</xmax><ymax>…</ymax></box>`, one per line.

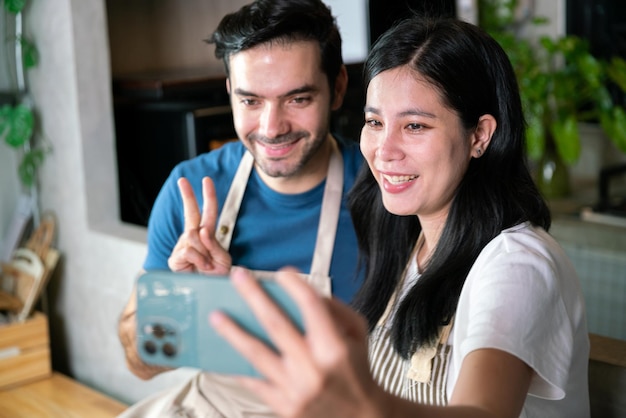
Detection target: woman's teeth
<box><xmin>383</xmin><ymin>174</ymin><xmax>418</xmax><ymax>184</ymax></box>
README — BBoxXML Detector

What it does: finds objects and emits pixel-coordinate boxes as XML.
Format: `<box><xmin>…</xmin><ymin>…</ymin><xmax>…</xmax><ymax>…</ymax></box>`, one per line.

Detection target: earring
<box><xmin>476</xmin><ymin>148</ymin><xmax>482</xmax><ymax>157</ymax></box>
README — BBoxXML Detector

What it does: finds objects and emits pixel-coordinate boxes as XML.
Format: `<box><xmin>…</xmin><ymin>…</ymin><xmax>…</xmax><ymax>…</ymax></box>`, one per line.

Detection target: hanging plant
<box><xmin>3</xmin><ymin>0</ymin><xmax>25</xmax><ymax>14</ymax></box>
<box><xmin>19</xmin><ymin>35</ymin><xmax>39</xmax><ymax>69</ymax></box>
<box><xmin>0</xmin><ymin>104</ymin><xmax>34</xmax><ymax>147</ymax></box>
<box><xmin>1</xmin><ymin>0</ymin><xmax>47</xmax><ymax>189</ymax></box>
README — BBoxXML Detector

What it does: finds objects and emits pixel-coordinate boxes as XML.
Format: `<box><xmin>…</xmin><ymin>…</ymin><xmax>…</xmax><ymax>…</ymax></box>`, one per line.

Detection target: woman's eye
<box><xmin>406</xmin><ymin>123</ymin><xmax>423</xmax><ymax>130</ymax></box>
<box><xmin>365</xmin><ymin>119</ymin><xmax>381</xmax><ymax>127</ymax></box>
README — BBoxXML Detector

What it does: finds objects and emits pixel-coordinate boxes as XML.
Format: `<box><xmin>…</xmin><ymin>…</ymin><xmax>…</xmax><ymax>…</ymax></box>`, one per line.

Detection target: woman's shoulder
<box><xmin>482</xmin><ymin>222</ymin><xmax>558</xmax><ymax>256</ymax></box>
<box><xmin>471</xmin><ymin>222</ymin><xmax>579</xmax><ymax>290</ymax></box>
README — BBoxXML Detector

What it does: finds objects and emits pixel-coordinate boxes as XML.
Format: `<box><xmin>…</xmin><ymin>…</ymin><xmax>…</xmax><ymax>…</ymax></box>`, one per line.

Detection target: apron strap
<box><xmin>309</xmin><ymin>139</ymin><xmax>343</xmax><ymax>279</ymax></box>
<box><xmin>215</xmin><ymin>139</ymin><xmax>343</xmax><ymax>284</ymax></box>
<box><xmin>216</xmin><ymin>151</ymin><xmax>254</xmax><ymax>250</ymax></box>
<box><xmin>377</xmin><ymin>233</ymin><xmax>424</xmax><ymax>327</ymax></box>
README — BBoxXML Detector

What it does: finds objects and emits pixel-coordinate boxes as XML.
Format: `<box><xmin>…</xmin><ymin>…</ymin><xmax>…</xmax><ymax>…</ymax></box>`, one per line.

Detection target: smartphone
<box><xmin>135</xmin><ymin>270</ymin><xmax>304</xmax><ymax>376</ymax></box>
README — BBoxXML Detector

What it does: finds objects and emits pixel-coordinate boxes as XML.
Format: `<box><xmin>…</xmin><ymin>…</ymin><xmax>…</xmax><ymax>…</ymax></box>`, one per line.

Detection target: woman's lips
<box><xmin>382</xmin><ymin>173</ymin><xmax>418</xmax><ymax>184</ymax></box>
<box><xmin>380</xmin><ymin>172</ymin><xmax>418</xmax><ymax>193</ymax></box>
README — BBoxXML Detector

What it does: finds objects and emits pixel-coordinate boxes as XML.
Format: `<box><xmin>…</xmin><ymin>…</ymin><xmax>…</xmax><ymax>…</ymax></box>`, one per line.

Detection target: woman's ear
<box><xmin>472</xmin><ymin>114</ymin><xmax>497</xmax><ymax>158</ymax></box>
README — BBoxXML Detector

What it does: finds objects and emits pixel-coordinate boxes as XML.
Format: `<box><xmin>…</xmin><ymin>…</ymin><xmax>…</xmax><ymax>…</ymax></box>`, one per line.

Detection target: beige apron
<box><xmin>368</xmin><ymin>235</ymin><xmax>453</xmax><ymax>406</ymax></box>
<box><xmin>118</xmin><ymin>140</ymin><xmax>344</xmax><ymax>418</ymax></box>
<box><xmin>215</xmin><ymin>139</ymin><xmax>344</xmax><ymax>297</ymax></box>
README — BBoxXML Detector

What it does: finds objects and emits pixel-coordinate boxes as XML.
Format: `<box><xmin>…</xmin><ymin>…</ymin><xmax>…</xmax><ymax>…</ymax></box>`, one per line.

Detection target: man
<box><xmin>117</xmin><ymin>0</ymin><xmax>363</xmax><ymax>416</ymax></box>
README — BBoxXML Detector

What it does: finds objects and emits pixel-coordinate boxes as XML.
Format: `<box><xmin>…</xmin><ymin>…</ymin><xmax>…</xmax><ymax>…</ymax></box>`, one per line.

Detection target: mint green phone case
<box><xmin>135</xmin><ymin>270</ymin><xmax>304</xmax><ymax>376</ymax></box>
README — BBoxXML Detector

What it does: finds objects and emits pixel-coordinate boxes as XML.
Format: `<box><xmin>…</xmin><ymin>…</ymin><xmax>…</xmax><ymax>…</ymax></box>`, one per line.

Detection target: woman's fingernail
<box><xmin>209</xmin><ymin>310</ymin><xmax>225</xmax><ymax>327</ymax></box>
<box><xmin>231</xmin><ymin>266</ymin><xmax>246</xmax><ymax>282</ymax></box>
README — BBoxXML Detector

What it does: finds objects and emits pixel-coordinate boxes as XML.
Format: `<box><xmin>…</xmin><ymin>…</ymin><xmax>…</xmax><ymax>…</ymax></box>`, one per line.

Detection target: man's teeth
<box><xmin>266</xmin><ymin>143</ymin><xmax>290</xmax><ymax>150</ymax></box>
<box><xmin>383</xmin><ymin>174</ymin><xmax>417</xmax><ymax>184</ymax></box>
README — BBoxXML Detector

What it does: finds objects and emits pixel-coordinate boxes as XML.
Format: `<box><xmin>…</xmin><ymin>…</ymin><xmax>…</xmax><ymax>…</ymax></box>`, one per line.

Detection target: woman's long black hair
<box><xmin>348</xmin><ymin>16</ymin><xmax>551</xmax><ymax>358</ymax></box>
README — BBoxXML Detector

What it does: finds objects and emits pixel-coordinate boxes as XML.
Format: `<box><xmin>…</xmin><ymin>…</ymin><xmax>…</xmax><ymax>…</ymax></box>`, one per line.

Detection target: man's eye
<box><xmin>241</xmin><ymin>99</ymin><xmax>258</xmax><ymax>106</ymax></box>
<box><xmin>291</xmin><ymin>96</ymin><xmax>311</xmax><ymax>104</ymax></box>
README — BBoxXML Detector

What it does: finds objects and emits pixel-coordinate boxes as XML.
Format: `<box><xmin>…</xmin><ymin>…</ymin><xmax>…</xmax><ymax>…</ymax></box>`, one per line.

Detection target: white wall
<box><xmin>0</xmin><ymin>7</ymin><xmax>24</xmax><ymax>260</ymax></box>
<box><xmin>22</xmin><ymin>0</ymin><xmax>198</xmax><ymax>404</ymax></box>
<box><xmin>0</xmin><ymin>148</ymin><xmax>21</xmax><ymax>258</ymax></box>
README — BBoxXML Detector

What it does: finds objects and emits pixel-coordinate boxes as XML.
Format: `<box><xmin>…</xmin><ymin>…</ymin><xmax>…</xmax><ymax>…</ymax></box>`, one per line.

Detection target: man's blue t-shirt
<box><xmin>144</xmin><ymin>138</ymin><xmax>364</xmax><ymax>303</ymax></box>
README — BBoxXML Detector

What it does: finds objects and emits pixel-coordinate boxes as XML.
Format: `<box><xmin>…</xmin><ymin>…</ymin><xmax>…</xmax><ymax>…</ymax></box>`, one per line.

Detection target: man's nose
<box><xmin>258</xmin><ymin>103</ymin><xmax>288</xmax><ymax>139</ymax></box>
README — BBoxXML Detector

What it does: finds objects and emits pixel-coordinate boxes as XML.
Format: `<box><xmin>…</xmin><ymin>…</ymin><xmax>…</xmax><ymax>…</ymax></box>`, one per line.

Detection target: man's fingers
<box><xmin>200</xmin><ymin>177</ymin><xmax>219</xmax><ymax>232</ymax></box>
<box><xmin>178</xmin><ymin>177</ymin><xmax>201</xmax><ymax>232</ymax></box>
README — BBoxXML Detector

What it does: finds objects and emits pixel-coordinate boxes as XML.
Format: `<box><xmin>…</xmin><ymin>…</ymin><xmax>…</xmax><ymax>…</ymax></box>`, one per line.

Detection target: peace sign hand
<box><xmin>167</xmin><ymin>176</ymin><xmax>232</xmax><ymax>275</ymax></box>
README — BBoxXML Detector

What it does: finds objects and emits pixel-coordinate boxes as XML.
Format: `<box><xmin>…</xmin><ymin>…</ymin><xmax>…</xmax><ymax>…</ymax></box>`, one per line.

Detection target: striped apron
<box><xmin>368</xmin><ymin>237</ymin><xmax>454</xmax><ymax>406</ymax></box>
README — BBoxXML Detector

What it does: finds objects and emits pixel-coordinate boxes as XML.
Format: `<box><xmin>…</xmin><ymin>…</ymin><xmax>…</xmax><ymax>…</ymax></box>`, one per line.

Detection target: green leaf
<box><xmin>525</xmin><ymin>126</ymin><xmax>543</xmax><ymax>161</ymax></box>
<box><xmin>18</xmin><ymin>148</ymin><xmax>45</xmax><ymax>189</ymax></box>
<box><xmin>531</xmin><ymin>16</ymin><xmax>550</xmax><ymax>26</ymax></box>
<box><xmin>0</xmin><ymin>105</ymin><xmax>12</xmax><ymax>138</ymax></box>
<box><xmin>3</xmin><ymin>104</ymin><xmax>34</xmax><ymax>148</ymax></box>
<box><xmin>607</xmin><ymin>57</ymin><xmax>626</xmax><ymax>93</ymax></box>
<box><xmin>612</xmin><ymin>108</ymin><xmax>626</xmax><ymax>152</ymax></box>
<box><xmin>550</xmin><ymin>116</ymin><xmax>580</xmax><ymax>165</ymax></box>
<box><xmin>575</xmin><ymin>54</ymin><xmax>603</xmax><ymax>89</ymax></box>
<box><xmin>525</xmin><ymin>111</ymin><xmax>545</xmax><ymax>161</ymax></box>
<box><xmin>539</xmin><ymin>36</ymin><xmax>557</xmax><ymax>54</ymax></box>
<box><xmin>600</xmin><ymin>107</ymin><xmax>626</xmax><ymax>153</ymax></box>
<box><xmin>3</xmin><ymin>0</ymin><xmax>26</xmax><ymax>14</ymax></box>
<box><xmin>20</xmin><ymin>37</ymin><xmax>39</xmax><ymax>69</ymax></box>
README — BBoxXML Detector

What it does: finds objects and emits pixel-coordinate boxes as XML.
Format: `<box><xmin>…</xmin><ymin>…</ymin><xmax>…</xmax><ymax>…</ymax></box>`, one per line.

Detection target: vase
<box><xmin>536</xmin><ymin>147</ymin><xmax>571</xmax><ymax>199</ymax></box>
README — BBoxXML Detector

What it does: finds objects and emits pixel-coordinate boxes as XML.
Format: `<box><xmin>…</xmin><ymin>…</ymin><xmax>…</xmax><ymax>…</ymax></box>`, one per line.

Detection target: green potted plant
<box><xmin>0</xmin><ymin>0</ymin><xmax>44</xmax><ymax>190</ymax></box>
<box><xmin>479</xmin><ymin>0</ymin><xmax>626</xmax><ymax>198</ymax></box>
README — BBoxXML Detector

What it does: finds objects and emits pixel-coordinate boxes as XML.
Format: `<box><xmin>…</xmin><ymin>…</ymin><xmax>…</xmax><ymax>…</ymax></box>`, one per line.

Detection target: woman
<box><xmin>211</xmin><ymin>15</ymin><xmax>590</xmax><ymax>418</ymax></box>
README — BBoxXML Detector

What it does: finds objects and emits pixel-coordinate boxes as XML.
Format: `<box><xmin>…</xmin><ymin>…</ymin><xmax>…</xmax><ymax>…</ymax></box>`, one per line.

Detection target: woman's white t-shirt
<box><xmin>448</xmin><ymin>222</ymin><xmax>590</xmax><ymax>417</ymax></box>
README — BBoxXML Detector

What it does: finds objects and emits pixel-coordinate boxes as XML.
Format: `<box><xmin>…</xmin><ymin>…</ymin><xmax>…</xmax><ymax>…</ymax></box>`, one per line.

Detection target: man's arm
<box><xmin>119</xmin><ymin>177</ymin><xmax>231</xmax><ymax>379</ymax></box>
<box><xmin>118</xmin><ymin>279</ymin><xmax>172</xmax><ymax>380</ymax></box>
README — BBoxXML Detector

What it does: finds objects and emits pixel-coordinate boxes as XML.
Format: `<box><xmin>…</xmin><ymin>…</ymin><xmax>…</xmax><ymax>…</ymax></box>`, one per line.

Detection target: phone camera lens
<box><xmin>143</xmin><ymin>340</ymin><xmax>157</xmax><ymax>355</ymax></box>
<box><xmin>162</xmin><ymin>343</ymin><xmax>177</xmax><ymax>357</ymax></box>
<box><xmin>152</xmin><ymin>324</ymin><xmax>166</xmax><ymax>338</ymax></box>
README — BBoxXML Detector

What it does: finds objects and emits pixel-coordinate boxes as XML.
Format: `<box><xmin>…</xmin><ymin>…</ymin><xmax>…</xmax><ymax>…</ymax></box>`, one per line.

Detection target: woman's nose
<box><xmin>375</xmin><ymin>130</ymin><xmax>403</xmax><ymax>161</ymax></box>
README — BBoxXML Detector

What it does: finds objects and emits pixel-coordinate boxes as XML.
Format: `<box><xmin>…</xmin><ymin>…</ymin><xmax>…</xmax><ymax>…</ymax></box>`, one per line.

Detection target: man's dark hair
<box><xmin>206</xmin><ymin>0</ymin><xmax>343</xmax><ymax>93</ymax></box>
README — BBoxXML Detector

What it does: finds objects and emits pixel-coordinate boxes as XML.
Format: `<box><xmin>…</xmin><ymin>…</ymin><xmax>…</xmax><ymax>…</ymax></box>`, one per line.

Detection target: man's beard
<box><xmin>248</xmin><ymin>129</ymin><xmax>328</xmax><ymax>178</ymax></box>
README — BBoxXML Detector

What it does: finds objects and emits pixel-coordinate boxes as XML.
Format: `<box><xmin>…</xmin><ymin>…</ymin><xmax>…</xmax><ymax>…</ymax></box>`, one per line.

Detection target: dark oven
<box><xmin>113</xmin><ymin>72</ymin><xmax>236</xmax><ymax>227</ymax></box>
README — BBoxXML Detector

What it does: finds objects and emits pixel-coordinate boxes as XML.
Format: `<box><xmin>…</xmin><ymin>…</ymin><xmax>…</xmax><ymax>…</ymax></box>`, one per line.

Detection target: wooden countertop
<box><xmin>0</xmin><ymin>372</ymin><xmax>127</xmax><ymax>417</ymax></box>
<box><xmin>589</xmin><ymin>333</ymin><xmax>626</xmax><ymax>368</ymax></box>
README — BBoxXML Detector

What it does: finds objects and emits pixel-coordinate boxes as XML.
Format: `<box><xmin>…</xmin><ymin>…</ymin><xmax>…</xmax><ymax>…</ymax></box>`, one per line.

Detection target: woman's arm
<box><xmin>210</xmin><ymin>268</ymin><xmax>532</xmax><ymax>418</ymax></box>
